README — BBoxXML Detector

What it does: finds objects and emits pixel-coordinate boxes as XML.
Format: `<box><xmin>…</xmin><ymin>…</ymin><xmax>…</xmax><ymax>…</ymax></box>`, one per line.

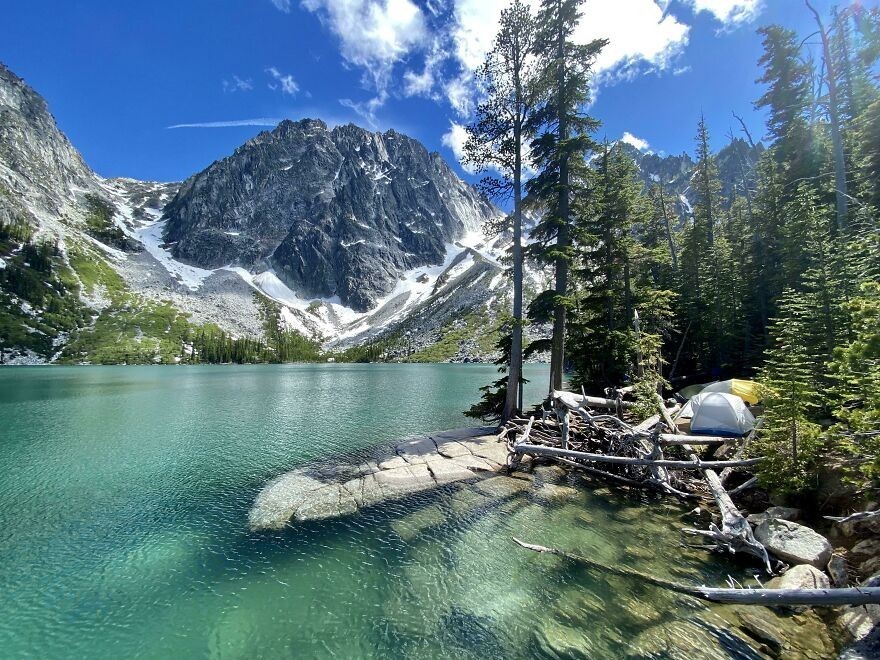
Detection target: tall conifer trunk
<box><xmin>550</xmin><ymin>0</ymin><xmax>569</xmax><ymax>393</ymax></box>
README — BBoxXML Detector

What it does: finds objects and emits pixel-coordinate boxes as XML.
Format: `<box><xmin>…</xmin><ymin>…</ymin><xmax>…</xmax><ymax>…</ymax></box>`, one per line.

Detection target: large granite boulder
<box><xmin>766</xmin><ymin>564</ymin><xmax>830</xmax><ymax>590</ymax></box>
<box><xmin>754</xmin><ymin>518</ymin><xmax>832</xmax><ymax>568</ymax></box>
<box><xmin>839</xmin><ymin>573</ymin><xmax>880</xmax><ymax>652</ymax></box>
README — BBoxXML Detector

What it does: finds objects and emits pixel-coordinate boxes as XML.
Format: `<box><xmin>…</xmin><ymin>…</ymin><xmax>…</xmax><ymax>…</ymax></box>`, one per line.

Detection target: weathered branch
<box><xmin>553</xmin><ymin>390</ymin><xmax>634</xmax><ymax>411</ymax></box>
<box><xmin>512</xmin><ymin>537</ymin><xmax>880</xmax><ymax>605</ymax></box>
<box><xmin>513</xmin><ymin>443</ymin><xmax>761</xmax><ymax>470</ymax></box>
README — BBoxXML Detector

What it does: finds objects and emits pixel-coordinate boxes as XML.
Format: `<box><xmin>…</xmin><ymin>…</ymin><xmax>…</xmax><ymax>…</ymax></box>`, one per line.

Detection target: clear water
<box><xmin>0</xmin><ymin>364</ymin><xmax>779</xmax><ymax>658</ymax></box>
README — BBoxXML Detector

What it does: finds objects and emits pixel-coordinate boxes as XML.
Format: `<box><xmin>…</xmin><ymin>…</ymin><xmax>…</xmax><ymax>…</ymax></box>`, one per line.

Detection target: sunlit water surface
<box><xmin>0</xmin><ymin>364</ymin><xmax>776</xmax><ymax>658</ymax></box>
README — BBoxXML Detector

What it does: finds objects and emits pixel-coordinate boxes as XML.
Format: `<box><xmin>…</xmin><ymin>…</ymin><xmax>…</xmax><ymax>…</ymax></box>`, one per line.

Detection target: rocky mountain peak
<box><xmin>162</xmin><ymin>118</ymin><xmax>498</xmax><ymax>311</ymax></box>
<box><xmin>0</xmin><ymin>62</ymin><xmax>95</xmax><ymax>218</ymax></box>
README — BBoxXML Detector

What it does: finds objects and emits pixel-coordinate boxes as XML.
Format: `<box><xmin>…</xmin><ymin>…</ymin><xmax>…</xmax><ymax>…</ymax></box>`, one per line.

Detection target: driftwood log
<box><xmin>512</xmin><ymin>538</ymin><xmax>880</xmax><ymax>606</ymax></box>
<box><xmin>513</xmin><ymin>444</ymin><xmax>761</xmax><ymax>470</ymax></box>
<box><xmin>653</xmin><ymin>394</ymin><xmax>775</xmax><ymax>573</ymax></box>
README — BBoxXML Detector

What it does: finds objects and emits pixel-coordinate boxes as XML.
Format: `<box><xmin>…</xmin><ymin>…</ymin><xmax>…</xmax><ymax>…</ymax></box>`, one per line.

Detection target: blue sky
<box><xmin>0</xmin><ymin>0</ymin><xmax>846</xmax><ymax>183</ymax></box>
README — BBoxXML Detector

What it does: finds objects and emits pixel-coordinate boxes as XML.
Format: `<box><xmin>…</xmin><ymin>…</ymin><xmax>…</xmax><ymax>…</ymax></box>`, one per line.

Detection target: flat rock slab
<box><xmin>249</xmin><ymin>427</ymin><xmax>509</xmax><ymax>530</ymax></box>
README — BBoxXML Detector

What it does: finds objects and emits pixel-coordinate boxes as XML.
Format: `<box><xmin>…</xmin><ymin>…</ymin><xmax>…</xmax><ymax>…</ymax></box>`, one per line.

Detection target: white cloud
<box><xmin>441</xmin><ymin>121</ymin><xmax>475</xmax><ymax>173</ymax></box>
<box><xmin>301</xmin><ymin>0</ymin><xmax>428</xmax><ymax>123</ymax></box>
<box><xmin>684</xmin><ymin>0</ymin><xmax>762</xmax><ymax>24</ymax></box>
<box><xmin>339</xmin><ymin>92</ymin><xmax>388</xmax><ymax>127</ymax></box>
<box><xmin>576</xmin><ymin>0</ymin><xmax>690</xmax><ymax>82</ymax></box>
<box><xmin>266</xmin><ymin>66</ymin><xmax>299</xmax><ymax>95</ymax></box>
<box><xmin>167</xmin><ymin>118</ymin><xmax>281</xmax><ymax>129</ymax></box>
<box><xmin>222</xmin><ymin>75</ymin><xmax>253</xmax><ymax>93</ymax></box>
<box><xmin>403</xmin><ymin>39</ymin><xmax>445</xmax><ymax>98</ymax></box>
<box><xmin>270</xmin><ymin>0</ymin><xmax>292</xmax><ymax>11</ymax></box>
<box><xmin>443</xmin><ymin>0</ymin><xmax>689</xmax><ymax>113</ymax></box>
<box><xmin>301</xmin><ymin>0</ymin><xmax>427</xmax><ymax>88</ymax></box>
<box><xmin>620</xmin><ymin>131</ymin><xmax>650</xmax><ymax>151</ymax></box>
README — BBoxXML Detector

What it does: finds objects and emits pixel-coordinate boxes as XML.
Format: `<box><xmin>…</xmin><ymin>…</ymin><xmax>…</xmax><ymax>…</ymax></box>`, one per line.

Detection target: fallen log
<box><xmin>658</xmin><ymin>434</ymin><xmax>730</xmax><ymax>445</ymax></box>
<box><xmin>720</xmin><ymin>418</ymin><xmax>764</xmax><ymax>486</ymax></box>
<box><xmin>655</xmin><ymin>394</ymin><xmax>773</xmax><ymax>573</ymax></box>
<box><xmin>513</xmin><ymin>443</ymin><xmax>761</xmax><ymax>470</ymax></box>
<box><xmin>512</xmin><ymin>537</ymin><xmax>880</xmax><ymax>606</ymax></box>
<box><xmin>553</xmin><ymin>390</ymin><xmax>635</xmax><ymax>411</ymax></box>
<box><xmin>824</xmin><ymin>510</ymin><xmax>880</xmax><ymax>524</ymax></box>
<box><xmin>728</xmin><ymin>476</ymin><xmax>758</xmax><ymax>496</ymax></box>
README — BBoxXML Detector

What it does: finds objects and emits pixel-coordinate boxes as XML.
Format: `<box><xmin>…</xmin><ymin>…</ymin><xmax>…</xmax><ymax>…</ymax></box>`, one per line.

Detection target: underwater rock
<box><xmin>249</xmin><ymin>428</ymin><xmax>506</xmax><ymax>530</ymax></box>
<box><xmin>390</xmin><ymin>504</ymin><xmax>447</xmax><ymax>541</ymax></box>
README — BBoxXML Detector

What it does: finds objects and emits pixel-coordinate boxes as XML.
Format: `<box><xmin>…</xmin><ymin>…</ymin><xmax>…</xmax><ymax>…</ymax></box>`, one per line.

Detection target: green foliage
<box><xmin>464</xmin><ymin>319</ymin><xmax>523</xmax><ymax>423</ymax></box>
<box><xmin>83</xmin><ymin>194</ymin><xmax>135</xmax><ymax>251</ymax></box>
<box><xmin>754</xmin><ymin>290</ymin><xmax>825</xmax><ymax>494</ymax></box>
<box><xmin>826</xmin><ymin>282</ymin><xmax>880</xmax><ymax>487</ymax></box>
<box><xmin>0</xmin><ymin>233</ymin><xmax>88</xmax><ymax>361</ymax></box>
<box><xmin>407</xmin><ymin>313</ymin><xmax>499</xmax><ymax>363</ymax></box>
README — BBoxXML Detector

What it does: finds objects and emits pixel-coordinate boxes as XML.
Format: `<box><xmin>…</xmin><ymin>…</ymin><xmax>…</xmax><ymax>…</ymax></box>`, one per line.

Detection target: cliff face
<box><xmin>163</xmin><ymin>119</ymin><xmax>498</xmax><ymax>311</ymax></box>
<box><xmin>0</xmin><ymin>63</ymin><xmax>96</xmax><ymax>223</ymax></box>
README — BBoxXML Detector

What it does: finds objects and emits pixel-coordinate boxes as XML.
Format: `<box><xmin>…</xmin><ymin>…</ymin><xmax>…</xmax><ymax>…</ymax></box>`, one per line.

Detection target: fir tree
<box><xmin>464</xmin><ymin>0</ymin><xmax>536</xmax><ymax>421</ymax></box>
<box><xmin>526</xmin><ymin>0</ymin><xmax>606</xmax><ymax>393</ymax></box>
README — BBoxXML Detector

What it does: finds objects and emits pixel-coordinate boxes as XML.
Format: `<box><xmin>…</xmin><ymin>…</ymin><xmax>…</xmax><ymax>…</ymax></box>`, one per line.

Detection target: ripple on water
<box><xmin>0</xmin><ymin>365</ymin><xmax>842</xmax><ymax>658</ymax></box>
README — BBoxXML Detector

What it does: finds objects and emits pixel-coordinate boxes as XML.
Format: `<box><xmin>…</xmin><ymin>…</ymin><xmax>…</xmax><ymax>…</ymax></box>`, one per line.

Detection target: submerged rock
<box><xmin>248</xmin><ymin>427</ymin><xmax>509</xmax><ymax>530</ymax></box>
<box><xmin>390</xmin><ymin>504</ymin><xmax>447</xmax><ymax>541</ymax></box>
<box><xmin>754</xmin><ymin>518</ymin><xmax>833</xmax><ymax>568</ymax></box>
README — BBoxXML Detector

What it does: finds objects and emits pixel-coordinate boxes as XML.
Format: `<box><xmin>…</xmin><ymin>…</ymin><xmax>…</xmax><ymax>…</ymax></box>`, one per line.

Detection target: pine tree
<box><xmin>527</xmin><ymin>0</ymin><xmax>606</xmax><ymax>393</ymax></box>
<box><xmin>569</xmin><ymin>143</ymin><xmax>644</xmax><ymax>390</ymax></box>
<box><xmin>827</xmin><ymin>281</ymin><xmax>880</xmax><ymax>487</ymax></box>
<box><xmin>464</xmin><ymin>0</ymin><xmax>536</xmax><ymax>421</ymax></box>
<box><xmin>755</xmin><ymin>289</ymin><xmax>824</xmax><ymax>494</ymax></box>
<box><xmin>755</xmin><ymin>25</ymin><xmax>819</xmax><ymax>192</ymax></box>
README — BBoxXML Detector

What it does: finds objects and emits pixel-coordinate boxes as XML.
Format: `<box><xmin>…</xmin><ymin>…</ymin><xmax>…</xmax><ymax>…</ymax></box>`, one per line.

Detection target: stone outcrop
<box><xmin>249</xmin><ymin>427</ymin><xmax>517</xmax><ymax>530</ymax></box>
<box><xmin>0</xmin><ymin>62</ymin><xmax>97</xmax><ymax>220</ymax></box>
<box><xmin>754</xmin><ymin>518</ymin><xmax>833</xmax><ymax>568</ymax></box>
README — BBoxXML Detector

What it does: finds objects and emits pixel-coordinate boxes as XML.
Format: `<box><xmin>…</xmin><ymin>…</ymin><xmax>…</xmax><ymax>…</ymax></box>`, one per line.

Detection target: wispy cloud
<box><xmin>441</xmin><ymin>121</ymin><xmax>475</xmax><ymax>174</ymax></box>
<box><xmin>167</xmin><ymin>118</ymin><xmax>281</xmax><ymax>129</ymax></box>
<box><xmin>269</xmin><ymin>0</ymin><xmax>291</xmax><ymax>12</ymax></box>
<box><xmin>266</xmin><ymin>66</ymin><xmax>299</xmax><ymax>95</ymax></box>
<box><xmin>302</xmin><ymin>0</ymin><xmax>428</xmax><ymax>124</ymax></box>
<box><xmin>683</xmin><ymin>0</ymin><xmax>763</xmax><ymax>24</ymax></box>
<box><xmin>222</xmin><ymin>75</ymin><xmax>253</xmax><ymax>93</ymax></box>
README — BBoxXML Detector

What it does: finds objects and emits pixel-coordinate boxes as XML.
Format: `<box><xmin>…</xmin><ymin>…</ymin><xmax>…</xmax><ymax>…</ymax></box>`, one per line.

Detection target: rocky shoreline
<box><xmin>250</xmin><ymin>426</ymin><xmax>880</xmax><ymax>657</ymax></box>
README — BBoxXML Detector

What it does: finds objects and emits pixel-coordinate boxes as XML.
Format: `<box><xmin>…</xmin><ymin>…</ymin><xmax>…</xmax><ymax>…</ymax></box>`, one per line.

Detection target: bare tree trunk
<box><xmin>512</xmin><ymin>538</ymin><xmax>880</xmax><ymax>605</ymax></box>
<box><xmin>657</xmin><ymin>183</ymin><xmax>679</xmax><ymax>274</ymax></box>
<box><xmin>549</xmin><ymin>1</ymin><xmax>568</xmax><ymax>394</ymax></box>
<box><xmin>503</xmin><ymin>44</ymin><xmax>526</xmax><ymax>421</ymax></box>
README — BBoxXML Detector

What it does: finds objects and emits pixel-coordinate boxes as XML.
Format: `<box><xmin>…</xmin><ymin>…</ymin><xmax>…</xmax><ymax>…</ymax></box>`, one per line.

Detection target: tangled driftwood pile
<box><xmin>499</xmin><ymin>389</ymin><xmax>880</xmax><ymax>606</ymax></box>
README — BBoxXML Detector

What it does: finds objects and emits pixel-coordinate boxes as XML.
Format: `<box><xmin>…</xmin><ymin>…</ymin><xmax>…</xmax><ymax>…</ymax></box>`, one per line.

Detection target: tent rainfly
<box><xmin>701</xmin><ymin>379</ymin><xmax>761</xmax><ymax>405</ymax></box>
<box><xmin>689</xmin><ymin>392</ymin><xmax>756</xmax><ymax>437</ymax></box>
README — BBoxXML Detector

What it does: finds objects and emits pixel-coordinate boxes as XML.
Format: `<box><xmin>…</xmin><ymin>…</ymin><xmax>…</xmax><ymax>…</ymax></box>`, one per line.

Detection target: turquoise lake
<box><xmin>0</xmin><ymin>364</ymin><xmax>779</xmax><ymax>658</ymax></box>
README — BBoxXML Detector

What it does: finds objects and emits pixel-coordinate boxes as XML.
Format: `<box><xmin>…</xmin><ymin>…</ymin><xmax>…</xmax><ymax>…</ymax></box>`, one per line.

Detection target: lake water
<box><xmin>0</xmin><ymin>364</ymin><xmax>815</xmax><ymax>658</ymax></box>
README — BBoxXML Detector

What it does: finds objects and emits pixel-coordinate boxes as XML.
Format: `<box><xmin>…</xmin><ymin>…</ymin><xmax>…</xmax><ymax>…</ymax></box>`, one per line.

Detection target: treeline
<box><xmin>187</xmin><ymin>296</ymin><xmax>323</xmax><ymax>364</ymax></box>
<box><xmin>464</xmin><ymin>0</ymin><xmax>880</xmax><ymax>500</ymax></box>
<box><xmin>186</xmin><ymin>326</ymin><xmax>322</xmax><ymax>364</ymax></box>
